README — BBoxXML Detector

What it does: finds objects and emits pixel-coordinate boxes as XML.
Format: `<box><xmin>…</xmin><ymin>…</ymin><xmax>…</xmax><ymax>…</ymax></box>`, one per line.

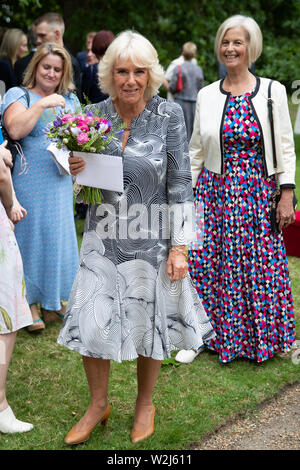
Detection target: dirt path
<box><xmin>195</xmin><ymin>382</ymin><xmax>300</xmax><ymax>450</ymax></box>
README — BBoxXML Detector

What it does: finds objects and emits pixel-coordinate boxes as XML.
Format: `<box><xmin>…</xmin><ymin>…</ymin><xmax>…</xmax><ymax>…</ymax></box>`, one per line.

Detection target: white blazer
<box><xmin>189</xmin><ymin>77</ymin><xmax>296</xmax><ymax>187</ymax></box>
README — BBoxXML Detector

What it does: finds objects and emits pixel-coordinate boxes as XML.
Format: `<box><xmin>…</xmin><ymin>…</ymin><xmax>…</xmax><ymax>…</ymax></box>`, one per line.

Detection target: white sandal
<box><xmin>0</xmin><ymin>406</ymin><xmax>33</xmax><ymax>434</ymax></box>
<box><xmin>175</xmin><ymin>346</ymin><xmax>205</xmax><ymax>364</ymax></box>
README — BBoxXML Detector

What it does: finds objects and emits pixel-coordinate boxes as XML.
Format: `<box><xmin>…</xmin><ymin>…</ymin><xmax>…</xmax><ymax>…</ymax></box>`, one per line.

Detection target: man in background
<box><xmin>14</xmin><ymin>12</ymin><xmax>82</xmax><ymax>99</ymax></box>
<box><xmin>77</xmin><ymin>31</ymin><xmax>98</xmax><ymax>71</ymax></box>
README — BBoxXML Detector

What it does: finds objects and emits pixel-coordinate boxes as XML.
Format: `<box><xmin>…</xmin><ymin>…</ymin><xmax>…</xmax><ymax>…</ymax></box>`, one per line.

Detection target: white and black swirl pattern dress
<box><xmin>58</xmin><ymin>96</ymin><xmax>215</xmax><ymax>361</ymax></box>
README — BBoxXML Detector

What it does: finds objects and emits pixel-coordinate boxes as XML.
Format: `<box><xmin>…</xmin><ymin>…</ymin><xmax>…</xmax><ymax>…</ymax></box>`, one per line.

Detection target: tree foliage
<box><xmin>1</xmin><ymin>0</ymin><xmax>300</xmax><ymax>91</ymax></box>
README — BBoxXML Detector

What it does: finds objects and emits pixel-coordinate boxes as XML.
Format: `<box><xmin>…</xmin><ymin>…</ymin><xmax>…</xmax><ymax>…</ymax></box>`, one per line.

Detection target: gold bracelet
<box><xmin>169</xmin><ymin>246</ymin><xmax>188</xmax><ymax>260</ymax></box>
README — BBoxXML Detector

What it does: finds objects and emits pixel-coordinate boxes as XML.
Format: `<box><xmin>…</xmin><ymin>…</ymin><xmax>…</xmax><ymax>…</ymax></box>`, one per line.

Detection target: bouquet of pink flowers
<box><xmin>45</xmin><ymin>109</ymin><xmax>124</xmax><ymax>204</ymax></box>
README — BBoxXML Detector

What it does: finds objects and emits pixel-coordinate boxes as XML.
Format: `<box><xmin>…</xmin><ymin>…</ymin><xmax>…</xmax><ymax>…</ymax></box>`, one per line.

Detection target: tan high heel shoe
<box><xmin>64</xmin><ymin>404</ymin><xmax>110</xmax><ymax>445</ymax></box>
<box><xmin>130</xmin><ymin>404</ymin><xmax>155</xmax><ymax>444</ymax></box>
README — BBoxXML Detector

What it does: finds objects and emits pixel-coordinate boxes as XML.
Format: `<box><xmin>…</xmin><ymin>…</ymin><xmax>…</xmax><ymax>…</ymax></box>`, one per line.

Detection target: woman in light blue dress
<box><xmin>1</xmin><ymin>43</ymin><xmax>79</xmax><ymax>331</ymax></box>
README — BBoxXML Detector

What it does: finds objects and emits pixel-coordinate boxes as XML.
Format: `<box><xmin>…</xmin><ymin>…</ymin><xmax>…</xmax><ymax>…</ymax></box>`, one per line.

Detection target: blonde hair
<box><xmin>23</xmin><ymin>43</ymin><xmax>75</xmax><ymax>95</ymax></box>
<box><xmin>98</xmin><ymin>30</ymin><xmax>164</xmax><ymax>101</ymax></box>
<box><xmin>214</xmin><ymin>15</ymin><xmax>263</xmax><ymax>67</ymax></box>
<box><xmin>182</xmin><ymin>42</ymin><xmax>197</xmax><ymax>60</ymax></box>
<box><xmin>0</xmin><ymin>28</ymin><xmax>27</xmax><ymax>67</ymax></box>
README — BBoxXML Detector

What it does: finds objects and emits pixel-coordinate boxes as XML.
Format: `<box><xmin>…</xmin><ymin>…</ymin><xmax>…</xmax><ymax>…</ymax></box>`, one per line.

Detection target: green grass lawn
<box><xmin>1</xmin><ymin>109</ymin><xmax>300</xmax><ymax>451</ymax></box>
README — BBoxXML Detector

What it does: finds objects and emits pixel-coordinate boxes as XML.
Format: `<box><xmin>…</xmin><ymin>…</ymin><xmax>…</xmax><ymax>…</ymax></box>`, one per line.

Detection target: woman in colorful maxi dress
<box><xmin>1</xmin><ymin>43</ymin><xmax>79</xmax><ymax>332</ymax></box>
<box><xmin>176</xmin><ymin>15</ymin><xmax>296</xmax><ymax>364</ymax></box>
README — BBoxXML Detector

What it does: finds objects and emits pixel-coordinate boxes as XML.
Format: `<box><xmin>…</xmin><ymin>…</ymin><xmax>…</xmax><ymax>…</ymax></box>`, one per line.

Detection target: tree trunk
<box><xmin>58</xmin><ymin>0</ymin><xmax>83</xmax><ymax>54</ymax></box>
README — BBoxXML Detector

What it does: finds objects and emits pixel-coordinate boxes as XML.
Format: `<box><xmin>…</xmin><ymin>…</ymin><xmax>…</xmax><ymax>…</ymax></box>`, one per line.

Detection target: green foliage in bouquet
<box><xmin>45</xmin><ymin>107</ymin><xmax>124</xmax><ymax>205</ymax></box>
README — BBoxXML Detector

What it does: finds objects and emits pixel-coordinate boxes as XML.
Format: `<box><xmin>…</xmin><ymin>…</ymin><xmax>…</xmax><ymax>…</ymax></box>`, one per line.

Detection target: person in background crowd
<box><xmin>82</xmin><ymin>30</ymin><xmax>115</xmax><ymax>104</ymax></box>
<box><xmin>169</xmin><ymin>42</ymin><xmax>204</xmax><ymax>141</ymax></box>
<box><xmin>0</xmin><ymin>29</ymin><xmax>28</xmax><ymax>91</ymax></box>
<box><xmin>1</xmin><ymin>43</ymin><xmax>80</xmax><ymax>333</ymax></box>
<box><xmin>77</xmin><ymin>31</ymin><xmax>98</xmax><ymax>71</ymax></box>
<box><xmin>0</xmin><ymin>141</ymin><xmax>33</xmax><ymax>434</ymax></box>
<box><xmin>164</xmin><ymin>42</ymin><xmax>198</xmax><ymax>102</ymax></box>
<box><xmin>34</xmin><ymin>13</ymin><xmax>82</xmax><ymax>99</ymax></box>
<box><xmin>176</xmin><ymin>15</ymin><xmax>296</xmax><ymax>364</ymax></box>
<box><xmin>13</xmin><ymin>13</ymin><xmax>82</xmax><ymax>100</ymax></box>
<box><xmin>14</xmin><ymin>27</ymin><xmax>38</xmax><ymax>86</ymax></box>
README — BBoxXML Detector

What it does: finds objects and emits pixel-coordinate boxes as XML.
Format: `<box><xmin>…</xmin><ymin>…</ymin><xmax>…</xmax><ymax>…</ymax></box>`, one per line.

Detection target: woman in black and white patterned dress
<box><xmin>58</xmin><ymin>30</ymin><xmax>215</xmax><ymax>445</ymax></box>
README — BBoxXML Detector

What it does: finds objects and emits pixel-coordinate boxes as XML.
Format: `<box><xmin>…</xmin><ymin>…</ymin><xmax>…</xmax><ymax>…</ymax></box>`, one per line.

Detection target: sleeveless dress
<box><xmin>0</xmin><ymin>200</ymin><xmax>32</xmax><ymax>333</ymax></box>
<box><xmin>188</xmin><ymin>92</ymin><xmax>295</xmax><ymax>363</ymax></box>
<box><xmin>58</xmin><ymin>96</ymin><xmax>215</xmax><ymax>362</ymax></box>
<box><xmin>1</xmin><ymin>88</ymin><xmax>79</xmax><ymax>311</ymax></box>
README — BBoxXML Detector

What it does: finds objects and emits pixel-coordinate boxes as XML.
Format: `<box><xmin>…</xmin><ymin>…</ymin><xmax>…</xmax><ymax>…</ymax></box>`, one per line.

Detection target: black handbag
<box><xmin>0</xmin><ymin>87</ymin><xmax>30</xmax><ymax>171</ymax></box>
<box><xmin>268</xmin><ymin>80</ymin><xmax>297</xmax><ymax>234</ymax></box>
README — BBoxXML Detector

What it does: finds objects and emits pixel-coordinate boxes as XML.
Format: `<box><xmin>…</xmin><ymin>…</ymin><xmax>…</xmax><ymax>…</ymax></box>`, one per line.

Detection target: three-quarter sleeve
<box><xmin>165</xmin><ymin>102</ymin><xmax>195</xmax><ymax>245</ymax></box>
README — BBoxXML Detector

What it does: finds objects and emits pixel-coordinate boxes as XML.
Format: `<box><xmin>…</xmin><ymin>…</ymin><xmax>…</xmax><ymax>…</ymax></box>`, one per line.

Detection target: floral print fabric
<box><xmin>0</xmin><ymin>200</ymin><xmax>32</xmax><ymax>333</ymax></box>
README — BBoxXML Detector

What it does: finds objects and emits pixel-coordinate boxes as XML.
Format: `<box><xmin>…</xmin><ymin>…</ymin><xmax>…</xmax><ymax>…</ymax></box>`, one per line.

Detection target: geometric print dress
<box><xmin>188</xmin><ymin>93</ymin><xmax>296</xmax><ymax>363</ymax></box>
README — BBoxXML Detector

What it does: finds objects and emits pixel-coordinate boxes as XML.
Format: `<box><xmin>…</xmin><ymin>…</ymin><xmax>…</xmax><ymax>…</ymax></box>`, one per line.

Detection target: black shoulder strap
<box><xmin>267</xmin><ymin>79</ymin><xmax>277</xmax><ymax>169</ymax></box>
<box><xmin>18</xmin><ymin>86</ymin><xmax>30</xmax><ymax>108</ymax></box>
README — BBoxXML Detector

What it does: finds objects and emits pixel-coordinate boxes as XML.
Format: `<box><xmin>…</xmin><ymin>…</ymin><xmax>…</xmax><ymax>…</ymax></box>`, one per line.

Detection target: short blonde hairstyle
<box><xmin>98</xmin><ymin>30</ymin><xmax>164</xmax><ymax>101</ymax></box>
<box><xmin>182</xmin><ymin>42</ymin><xmax>197</xmax><ymax>60</ymax></box>
<box><xmin>214</xmin><ymin>15</ymin><xmax>263</xmax><ymax>67</ymax></box>
<box><xmin>23</xmin><ymin>43</ymin><xmax>75</xmax><ymax>95</ymax></box>
<box><xmin>0</xmin><ymin>28</ymin><xmax>27</xmax><ymax>66</ymax></box>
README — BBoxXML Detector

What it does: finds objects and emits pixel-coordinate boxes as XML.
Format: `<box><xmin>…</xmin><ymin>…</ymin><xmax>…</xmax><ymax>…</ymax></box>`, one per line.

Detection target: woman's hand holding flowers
<box><xmin>68</xmin><ymin>153</ymin><xmax>85</xmax><ymax>175</ymax></box>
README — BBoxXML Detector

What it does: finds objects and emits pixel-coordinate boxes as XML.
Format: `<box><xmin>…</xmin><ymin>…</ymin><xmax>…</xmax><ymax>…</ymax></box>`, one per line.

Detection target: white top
<box><xmin>189</xmin><ymin>77</ymin><xmax>296</xmax><ymax>186</ymax></box>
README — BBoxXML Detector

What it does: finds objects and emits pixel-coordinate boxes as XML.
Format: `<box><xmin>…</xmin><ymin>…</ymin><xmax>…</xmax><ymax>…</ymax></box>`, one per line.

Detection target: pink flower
<box><xmin>61</xmin><ymin>113</ymin><xmax>74</xmax><ymax>123</ymax></box>
<box><xmin>77</xmin><ymin>132</ymin><xmax>89</xmax><ymax>145</ymax></box>
<box><xmin>80</xmin><ymin>124</ymin><xmax>89</xmax><ymax>132</ymax></box>
<box><xmin>85</xmin><ymin>116</ymin><xmax>94</xmax><ymax>125</ymax></box>
<box><xmin>99</xmin><ymin>118</ymin><xmax>112</xmax><ymax>133</ymax></box>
